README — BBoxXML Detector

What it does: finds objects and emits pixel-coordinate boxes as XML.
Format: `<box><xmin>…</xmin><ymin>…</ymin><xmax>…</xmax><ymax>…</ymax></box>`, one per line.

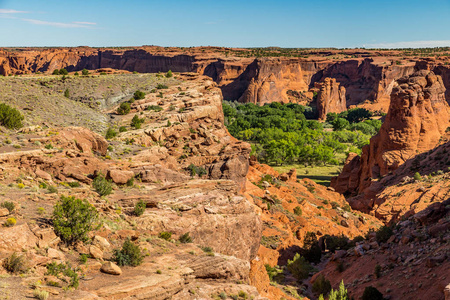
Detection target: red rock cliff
<box><xmin>315</xmin><ymin>77</ymin><xmax>346</xmax><ymax>120</ymax></box>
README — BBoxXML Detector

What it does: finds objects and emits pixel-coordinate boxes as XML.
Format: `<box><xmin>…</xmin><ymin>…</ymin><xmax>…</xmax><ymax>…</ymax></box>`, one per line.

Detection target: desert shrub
<box><xmin>1</xmin><ymin>201</ymin><xmax>15</xmax><ymax>213</ymax></box>
<box><xmin>166</xmin><ymin>70</ymin><xmax>173</xmax><ymax>78</ymax></box>
<box><xmin>52</xmin><ymin>69</ymin><xmax>60</xmax><ymax>75</ymax></box>
<box><xmin>187</xmin><ymin>164</ymin><xmax>207</xmax><ymax>177</ymax></box>
<box><xmin>74</xmin><ymin>72</ymin><xmax>79</xmax><ymax>76</ymax></box>
<box><xmin>362</xmin><ymin>286</ymin><xmax>383</xmax><ymax>300</ymax></box>
<box><xmin>33</xmin><ymin>289</ymin><xmax>49</xmax><ymax>300</ymax></box>
<box><xmin>52</xmin><ymin>195</ymin><xmax>98</xmax><ymax>244</ymax></box>
<box><xmin>287</xmin><ymin>253</ymin><xmax>314</xmax><ymax>280</ymax></box>
<box><xmin>4</xmin><ymin>217</ymin><xmax>16</xmax><ymax>227</ymax></box>
<box><xmin>3</xmin><ymin>252</ymin><xmax>27</xmax><ymax>273</ymax></box>
<box><xmin>46</xmin><ymin>262</ymin><xmax>79</xmax><ymax>288</ymax></box>
<box><xmin>293</xmin><ymin>206</ymin><xmax>302</xmax><ymax>216</ymax></box>
<box><xmin>105</xmin><ymin>127</ymin><xmax>117</xmax><ymax>139</ymax></box>
<box><xmin>159</xmin><ymin>231</ymin><xmax>172</xmax><ymax>240</ymax></box>
<box><xmin>134</xmin><ymin>200</ymin><xmax>146</xmax><ymax>216</ymax></box>
<box><xmin>336</xmin><ymin>260</ymin><xmax>345</xmax><ymax>272</ymax></box>
<box><xmin>47</xmin><ymin>185</ymin><xmax>57</xmax><ymax>193</ymax></box>
<box><xmin>146</xmin><ymin>105</ymin><xmax>163</xmax><ymax>112</ymax></box>
<box><xmin>0</xmin><ymin>103</ymin><xmax>24</xmax><ymax>129</ymax></box>
<box><xmin>179</xmin><ymin>232</ymin><xmax>192</xmax><ymax>243</ymax></box>
<box><xmin>126</xmin><ymin>177</ymin><xmax>134</xmax><ymax>187</ymax></box>
<box><xmin>130</xmin><ymin>114</ymin><xmax>145</xmax><ymax>129</ymax></box>
<box><xmin>133</xmin><ymin>90</ymin><xmax>145</xmax><ymax>100</ymax></box>
<box><xmin>64</xmin><ymin>88</ymin><xmax>70</xmax><ymax>98</ymax></box>
<box><xmin>119</xmin><ymin>126</ymin><xmax>127</xmax><ymax>132</ymax></box>
<box><xmin>324</xmin><ymin>235</ymin><xmax>349</xmax><ymax>252</ymax></box>
<box><xmin>67</xmin><ymin>181</ymin><xmax>80</xmax><ymax>188</ymax></box>
<box><xmin>328</xmin><ymin>280</ymin><xmax>349</xmax><ymax>300</ymax></box>
<box><xmin>117</xmin><ymin>102</ymin><xmax>131</xmax><ymax>115</ymax></box>
<box><xmin>82</xmin><ymin>68</ymin><xmax>89</xmax><ymax>76</ymax></box>
<box><xmin>414</xmin><ymin>172</ymin><xmax>422</xmax><ymax>181</ymax></box>
<box><xmin>113</xmin><ymin>238</ymin><xmax>144</xmax><ymax>267</ymax></box>
<box><xmin>156</xmin><ymin>83</ymin><xmax>168</xmax><ymax>89</ymax></box>
<box><xmin>265</xmin><ymin>264</ymin><xmax>284</xmax><ymax>283</ymax></box>
<box><xmin>312</xmin><ymin>274</ymin><xmax>331</xmax><ymax>295</ymax></box>
<box><xmin>303</xmin><ymin>232</ymin><xmax>322</xmax><ymax>263</ymax></box>
<box><xmin>33</xmin><ymin>289</ymin><xmax>50</xmax><ymax>300</ymax></box>
<box><xmin>375</xmin><ymin>226</ymin><xmax>393</xmax><ymax>243</ymax></box>
<box><xmin>79</xmin><ymin>253</ymin><xmax>88</xmax><ymax>264</ymax></box>
<box><xmin>92</xmin><ymin>174</ymin><xmax>112</xmax><ymax>196</ymax></box>
<box><xmin>59</xmin><ymin>68</ymin><xmax>68</xmax><ymax>75</ymax></box>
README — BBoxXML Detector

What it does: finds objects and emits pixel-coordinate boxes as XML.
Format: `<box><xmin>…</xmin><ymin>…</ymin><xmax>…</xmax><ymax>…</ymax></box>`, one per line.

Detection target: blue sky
<box><xmin>1</xmin><ymin>0</ymin><xmax>450</xmax><ymax>48</ymax></box>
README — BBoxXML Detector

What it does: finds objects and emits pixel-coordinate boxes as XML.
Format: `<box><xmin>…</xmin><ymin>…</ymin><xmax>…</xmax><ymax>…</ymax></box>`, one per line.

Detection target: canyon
<box><xmin>0</xmin><ymin>47</ymin><xmax>448</xmax><ymax>300</ymax></box>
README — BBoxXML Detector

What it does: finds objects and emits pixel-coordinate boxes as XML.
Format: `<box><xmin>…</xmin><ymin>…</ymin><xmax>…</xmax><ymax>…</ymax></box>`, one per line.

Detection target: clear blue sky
<box><xmin>1</xmin><ymin>0</ymin><xmax>450</xmax><ymax>48</ymax></box>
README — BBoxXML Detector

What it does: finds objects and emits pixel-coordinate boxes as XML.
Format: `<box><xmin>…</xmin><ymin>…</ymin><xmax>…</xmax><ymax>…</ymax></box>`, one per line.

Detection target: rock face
<box><xmin>315</xmin><ymin>77</ymin><xmax>347</xmax><ymax>120</ymax></box>
<box><xmin>332</xmin><ymin>70</ymin><xmax>450</xmax><ymax>213</ymax></box>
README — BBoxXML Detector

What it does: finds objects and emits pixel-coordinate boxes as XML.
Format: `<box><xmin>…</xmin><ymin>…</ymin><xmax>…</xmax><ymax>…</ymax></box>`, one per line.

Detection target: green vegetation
<box><xmin>375</xmin><ymin>226</ymin><xmax>393</xmax><ymax>243</ymax></box>
<box><xmin>286</xmin><ymin>253</ymin><xmax>314</xmax><ymax>280</ymax></box>
<box><xmin>312</xmin><ymin>274</ymin><xmax>331</xmax><ymax>296</ymax></box>
<box><xmin>3</xmin><ymin>252</ymin><xmax>27</xmax><ymax>274</ymax></box>
<box><xmin>146</xmin><ymin>105</ymin><xmax>163</xmax><ymax>112</ymax></box>
<box><xmin>4</xmin><ymin>217</ymin><xmax>16</xmax><ymax>227</ymax></box>
<box><xmin>328</xmin><ymin>280</ymin><xmax>349</xmax><ymax>300</ymax></box>
<box><xmin>0</xmin><ymin>103</ymin><xmax>24</xmax><ymax>129</ymax></box>
<box><xmin>46</xmin><ymin>262</ymin><xmax>79</xmax><ymax>288</ymax></box>
<box><xmin>92</xmin><ymin>174</ymin><xmax>112</xmax><ymax>196</ymax></box>
<box><xmin>166</xmin><ymin>70</ymin><xmax>173</xmax><ymax>78</ymax></box>
<box><xmin>414</xmin><ymin>172</ymin><xmax>422</xmax><ymax>181</ymax></box>
<box><xmin>105</xmin><ymin>127</ymin><xmax>118</xmax><ymax>139</ymax></box>
<box><xmin>223</xmin><ymin>102</ymin><xmax>379</xmax><ymax>167</ymax></box>
<box><xmin>117</xmin><ymin>102</ymin><xmax>131</xmax><ymax>115</ymax></box>
<box><xmin>82</xmin><ymin>68</ymin><xmax>89</xmax><ymax>76</ymax></box>
<box><xmin>179</xmin><ymin>232</ymin><xmax>193</xmax><ymax>243</ymax></box>
<box><xmin>133</xmin><ymin>90</ymin><xmax>146</xmax><ymax>100</ymax></box>
<box><xmin>64</xmin><ymin>88</ymin><xmax>70</xmax><ymax>98</ymax></box>
<box><xmin>187</xmin><ymin>164</ymin><xmax>207</xmax><ymax>177</ymax></box>
<box><xmin>159</xmin><ymin>231</ymin><xmax>172</xmax><ymax>240</ymax></box>
<box><xmin>265</xmin><ymin>264</ymin><xmax>284</xmax><ymax>284</ymax></box>
<box><xmin>113</xmin><ymin>238</ymin><xmax>144</xmax><ymax>267</ymax></box>
<box><xmin>303</xmin><ymin>231</ymin><xmax>322</xmax><ymax>263</ymax></box>
<box><xmin>131</xmin><ymin>114</ymin><xmax>145</xmax><ymax>129</ymax></box>
<box><xmin>52</xmin><ymin>195</ymin><xmax>98</xmax><ymax>244</ymax></box>
<box><xmin>33</xmin><ymin>289</ymin><xmax>49</xmax><ymax>300</ymax></box>
<box><xmin>1</xmin><ymin>201</ymin><xmax>15</xmax><ymax>213</ymax></box>
<box><xmin>134</xmin><ymin>200</ymin><xmax>146</xmax><ymax>216</ymax></box>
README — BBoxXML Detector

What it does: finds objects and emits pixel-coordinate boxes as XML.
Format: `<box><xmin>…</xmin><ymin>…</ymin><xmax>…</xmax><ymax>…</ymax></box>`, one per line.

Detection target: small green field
<box><xmin>273</xmin><ymin>164</ymin><xmax>342</xmax><ymax>186</ymax></box>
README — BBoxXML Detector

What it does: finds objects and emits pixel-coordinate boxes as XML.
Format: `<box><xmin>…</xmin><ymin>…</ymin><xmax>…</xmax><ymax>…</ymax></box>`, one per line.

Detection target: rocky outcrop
<box><xmin>315</xmin><ymin>77</ymin><xmax>347</xmax><ymax>120</ymax></box>
<box><xmin>332</xmin><ymin>70</ymin><xmax>450</xmax><ymax>213</ymax></box>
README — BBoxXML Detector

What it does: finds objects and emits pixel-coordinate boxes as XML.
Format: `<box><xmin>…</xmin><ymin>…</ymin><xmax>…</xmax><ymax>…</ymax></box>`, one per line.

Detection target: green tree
<box><xmin>328</xmin><ymin>280</ymin><xmax>349</xmax><ymax>300</ymax></box>
<box><xmin>59</xmin><ymin>68</ymin><xmax>68</xmax><ymax>75</ymax></box>
<box><xmin>332</xmin><ymin>118</ymin><xmax>349</xmax><ymax>131</ymax></box>
<box><xmin>166</xmin><ymin>70</ymin><xmax>173</xmax><ymax>78</ymax></box>
<box><xmin>0</xmin><ymin>103</ymin><xmax>24</xmax><ymax>129</ymax></box>
<box><xmin>64</xmin><ymin>88</ymin><xmax>70</xmax><ymax>98</ymax></box>
<box><xmin>117</xmin><ymin>102</ymin><xmax>131</xmax><ymax>115</ymax></box>
<box><xmin>52</xmin><ymin>195</ymin><xmax>98</xmax><ymax>244</ymax></box>
<box><xmin>92</xmin><ymin>174</ymin><xmax>112</xmax><ymax>196</ymax></box>
<box><xmin>113</xmin><ymin>239</ymin><xmax>144</xmax><ymax>267</ymax></box>
<box><xmin>81</xmin><ymin>68</ymin><xmax>89</xmax><ymax>76</ymax></box>
<box><xmin>133</xmin><ymin>90</ymin><xmax>146</xmax><ymax>100</ymax></box>
<box><xmin>131</xmin><ymin>114</ymin><xmax>144</xmax><ymax>129</ymax></box>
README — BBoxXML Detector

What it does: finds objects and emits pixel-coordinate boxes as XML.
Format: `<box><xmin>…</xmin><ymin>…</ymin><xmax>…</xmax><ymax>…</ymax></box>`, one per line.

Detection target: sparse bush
<box><xmin>159</xmin><ymin>231</ymin><xmax>172</xmax><ymax>240</ymax></box>
<box><xmin>46</xmin><ymin>262</ymin><xmax>79</xmax><ymax>288</ymax></box>
<box><xmin>4</xmin><ymin>217</ymin><xmax>16</xmax><ymax>227</ymax></box>
<box><xmin>130</xmin><ymin>114</ymin><xmax>145</xmax><ymax>129</ymax></box>
<box><xmin>33</xmin><ymin>289</ymin><xmax>49</xmax><ymax>300</ymax></box>
<box><xmin>0</xmin><ymin>103</ymin><xmax>24</xmax><ymax>129</ymax></box>
<box><xmin>105</xmin><ymin>127</ymin><xmax>118</xmax><ymax>139</ymax></box>
<box><xmin>117</xmin><ymin>102</ymin><xmax>131</xmax><ymax>115</ymax></box>
<box><xmin>47</xmin><ymin>185</ymin><xmax>57</xmax><ymax>193</ymax></box>
<box><xmin>265</xmin><ymin>264</ymin><xmax>284</xmax><ymax>283</ymax></box>
<box><xmin>312</xmin><ymin>274</ymin><xmax>331</xmax><ymax>295</ymax></box>
<box><xmin>3</xmin><ymin>252</ymin><xmax>27</xmax><ymax>273</ymax></box>
<box><xmin>1</xmin><ymin>201</ymin><xmax>15</xmax><ymax>213</ymax></box>
<box><xmin>133</xmin><ymin>90</ymin><xmax>145</xmax><ymax>100</ymax></box>
<box><xmin>119</xmin><ymin>126</ymin><xmax>127</xmax><ymax>132</ymax></box>
<box><xmin>92</xmin><ymin>174</ymin><xmax>112</xmax><ymax>196</ymax></box>
<box><xmin>187</xmin><ymin>164</ymin><xmax>207</xmax><ymax>177</ymax></box>
<box><xmin>414</xmin><ymin>172</ymin><xmax>422</xmax><ymax>181</ymax></box>
<box><xmin>52</xmin><ymin>69</ymin><xmax>60</xmax><ymax>75</ymax></box>
<box><xmin>52</xmin><ymin>195</ymin><xmax>98</xmax><ymax>244</ymax></box>
<box><xmin>67</xmin><ymin>181</ymin><xmax>80</xmax><ymax>188</ymax></box>
<box><xmin>287</xmin><ymin>253</ymin><xmax>314</xmax><ymax>280</ymax></box>
<box><xmin>146</xmin><ymin>105</ymin><xmax>163</xmax><ymax>112</ymax></box>
<box><xmin>134</xmin><ymin>200</ymin><xmax>146</xmax><ymax>216</ymax></box>
<box><xmin>166</xmin><ymin>70</ymin><xmax>173</xmax><ymax>78</ymax></box>
<box><xmin>113</xmin><ymin>238</ymin><xmax>144</xmax><ymax>267</ymax></box>
<box><xmin>80</xmin><ymin>254</ymin><xmax>88</xmax><ymax>264</ymax></box>
<box><xmin>179</xmin><ymin>232</ymin><xmax>192</xmax><ymax>243</ymax></box>
<box><xmin>82</xmin><ymin>68</ymin><xmax>89</xmax><ymax>76</ymax></box>
<box><xmin>324</xmin><ymin>235</ymin><xmax>349</xmax><ymax>252</ymax></box>
<box><xmin>37</xmin><ymin>207</ymin><xmax>45</xmax><ymax>215</ymax></box>
<box><xmin>375</xmin><ymin>226</ymin><xmax>393</xmax><ymax>243</ymax></box>
<box><xmin>126</xmin><ymin>177</ymin><xmax>134</xmax><ymax>186</ymax></box>
<box><xmin>64</xmin><ymin>88</ymin><xmax>70</xmax><ymax>98</ymax></box>
<box><xmin>328</xmin><ymin>280</ymin><xmax>349</xmax><ymax>300</ymax></box>
<box><xmin>59</xmin><ymin>68</ymin><xmax>68</xmax><ymax>75</ymax></box>
<box><xmin>156</xmin><ymin>83</ymin><xmax>168</xmax><ymax>89</ymax></box>
<box><xmin>336</xmin><ymin>260</ymin><xmax>345</xmax><ymax>272</ymax></box>
<box><xmin>362</xmin><ymin>286</ymin><xmax>383</xmax><ymax>300</ymax></box>
<box><xmin>294</xmin><ymin>206</ymin><xmax>302</xmax><ymax>216</ymax></box>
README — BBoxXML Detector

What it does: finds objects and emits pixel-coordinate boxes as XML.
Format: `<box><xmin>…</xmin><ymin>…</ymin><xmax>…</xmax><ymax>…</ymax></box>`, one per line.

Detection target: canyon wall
<box><xmin>4</xmin><ymin>47</ymin><xmax>450</xmax><ymax>110</ymax></box>
<box><xmin>315</xmin><ymin>77</ymin><xmax>347</xmax><ymax>119</ymax></box>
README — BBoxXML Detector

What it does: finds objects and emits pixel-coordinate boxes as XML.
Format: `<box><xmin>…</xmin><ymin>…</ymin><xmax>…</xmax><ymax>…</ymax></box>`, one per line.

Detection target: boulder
<box><xmin>101</xmin><ymin>261</ymin><xmax>122</xmax><ymax>275</ymax></box>
<box><xmin>0</xmin><ymin>223</ymin><xmax>38</xmax><ymax>252</ymax></box>
<box><xmin>89</xmin><ymin>245</ymin><xmax>103</xmax><ymax>260</ymax></box>
<box><xmin>0</xmin><ymin>208</ymin><xmax>9</xmax><ymax>217</ymax></box>
<box><xmin>106</xmin><ymin>169</ymin><xmax>134</xmax><ymax>185</ymax></box>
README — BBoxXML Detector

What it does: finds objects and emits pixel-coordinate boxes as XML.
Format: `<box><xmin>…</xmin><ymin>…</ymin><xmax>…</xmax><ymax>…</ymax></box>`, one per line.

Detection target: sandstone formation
<box><xmin>5</xmin><ymin>47</ymin><xmax>450</xmax><ymax>112</ymax></box>
<box><xmin>315</xmin><ymin>77</ymin><xmax>347</xmax><ymax>120</ymax></box>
